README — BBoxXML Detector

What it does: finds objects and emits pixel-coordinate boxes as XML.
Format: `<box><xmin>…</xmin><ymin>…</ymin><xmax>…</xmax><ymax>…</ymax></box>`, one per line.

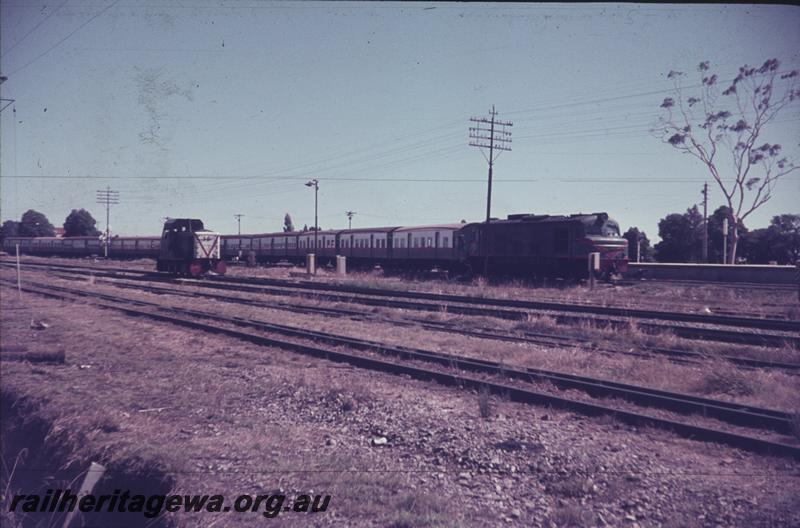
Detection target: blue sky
<box><xmin>1</xmin><ymin>2</ymin><xmax>798</xmax><ymax>239</ymax></box>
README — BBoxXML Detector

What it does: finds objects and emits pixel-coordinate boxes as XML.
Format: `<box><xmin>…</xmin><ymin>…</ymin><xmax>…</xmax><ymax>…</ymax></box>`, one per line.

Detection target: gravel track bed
<box><xmin>2</xmin><ymin>285</ymin><xmax>800</xmax><ymax>527</ymax></box>
<box><xmin>15</xmin><ymin>268</ymin><xmax>800</xmax><ymax>421</ymax></box>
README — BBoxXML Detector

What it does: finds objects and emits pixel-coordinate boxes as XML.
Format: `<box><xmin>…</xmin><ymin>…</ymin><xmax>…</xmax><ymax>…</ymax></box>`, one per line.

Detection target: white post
<box><xmin>307</xmin><ymin>253</ymin><xmax>316</xmax><ymax>276</ymax></box>
<box><xmin>62</xmin><ymin>462</ymin><xmax>106</xmax><ymax>528</ymax></box>
<box><xmin>588</xmin><ymin>252</ymin><xmax>600</xmax><ymax>291</ymax></box>
<box><xmin>636</xmin><ymin>240</ymin><xmax>641</xmax><ymax>263</ymax></box>
<box><xmin>336</xmin><ymin>255</ymin><xmax>346</xmax><ymax>276</ymax></box>
<box><xmin>15</xmin><ymin>243</ymin><xmax>21</xmax><ymax>299</ymax></box>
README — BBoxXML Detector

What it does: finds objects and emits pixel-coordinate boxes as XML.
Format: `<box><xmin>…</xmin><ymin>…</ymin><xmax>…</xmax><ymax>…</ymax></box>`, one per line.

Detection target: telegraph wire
<box><xmin>7</xmin><ymin>0</ymin><xmax>120</xmax><ymax>76</ymax></box>
<box><xmin>1</xmin><ymin>0</ymin><xmax>70</xmax><ymax>58</ymax></box>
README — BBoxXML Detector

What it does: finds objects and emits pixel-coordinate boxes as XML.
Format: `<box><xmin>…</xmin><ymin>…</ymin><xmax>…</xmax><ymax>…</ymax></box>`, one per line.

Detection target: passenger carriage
<box><xmin>338</xmin><ymin>227</ymin><xmax>398</xmax><ymax>264</ymax></box>
<box><xmin>391</xmin><ymin>224</ymin><xmax>464</xmax><ymax>269</ymax></box>
<box><xmin>297</xmin><ymin>230</ymin><xmax>340</xmax><ymax>264</ymax></box>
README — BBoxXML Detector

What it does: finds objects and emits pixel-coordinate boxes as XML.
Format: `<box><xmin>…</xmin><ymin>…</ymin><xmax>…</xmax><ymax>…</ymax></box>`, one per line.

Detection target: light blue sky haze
<box><xmin>1</xmin><ymin>2</ymin><xmax>798</xmax><ymax>240</ymax></box>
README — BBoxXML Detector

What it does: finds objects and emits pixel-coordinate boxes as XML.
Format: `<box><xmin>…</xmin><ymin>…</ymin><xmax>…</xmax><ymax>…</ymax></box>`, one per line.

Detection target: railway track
<box><xmin>5</xmin><ymin>260</ymin><xmax>800</xmax><ymax>348</ymax></box>
<box><xmin>44</xmin><ymin>269</ymin><xmax>800</xmax><ymax>373</ymax></box>
<box><xmin>4</xmin><ymin>259</ymin><xmax>796</xmax><ymax>322</ymax></box>
<box><xmin>618</xmin><ymin>277</ymin><xmax>797</xmax><ymax>292</ymax></box>
<box><xmin>3</xmin><ymin>277</ymin><xmax>799</xmax><ymax>460</ymax></box>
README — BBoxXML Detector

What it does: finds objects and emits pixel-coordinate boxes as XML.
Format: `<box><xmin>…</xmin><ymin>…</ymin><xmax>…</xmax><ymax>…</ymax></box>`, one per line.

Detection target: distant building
<box><xmin>54</xmin><ymin>227</ymin><xmax>65</xmax><ymax>238</ymax></box>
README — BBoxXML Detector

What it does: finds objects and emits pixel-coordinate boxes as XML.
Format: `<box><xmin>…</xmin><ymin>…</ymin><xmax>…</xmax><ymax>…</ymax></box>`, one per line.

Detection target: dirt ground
<box><xmin>2</xmin><ymin>281</ymin><xmax>800</xmax><ymax>527</ymax></box>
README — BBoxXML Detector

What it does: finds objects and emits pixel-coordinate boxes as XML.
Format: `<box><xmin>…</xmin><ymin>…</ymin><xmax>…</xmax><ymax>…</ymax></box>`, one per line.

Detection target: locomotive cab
<box><xmin>576</xmin><ymin>213</ymin><xmax>629</xmax><ymax>276</ymax></box>
<box><xmin>156</xmin><ymin>218</ymin><xmax>226</xmax><ymax>276</ymax></box>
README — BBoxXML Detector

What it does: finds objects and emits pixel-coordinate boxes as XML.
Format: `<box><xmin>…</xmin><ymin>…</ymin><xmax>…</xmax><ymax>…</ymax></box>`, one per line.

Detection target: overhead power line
<box><xmin>1</xmin><ymin>0</ymin><xmax>69</xmax><ymax>58</ymax></box>
<box><xmin>8</xmin><ymin>0</ymin><xmax>120</xmax><ymax>76</ymax></box>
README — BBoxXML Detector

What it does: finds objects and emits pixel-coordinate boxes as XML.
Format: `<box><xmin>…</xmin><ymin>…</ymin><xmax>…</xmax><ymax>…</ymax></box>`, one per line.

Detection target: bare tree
<box><xmin>654</xmin><ymin>59</ymin><xmax>799</xmax><ymax>263</ymax></box>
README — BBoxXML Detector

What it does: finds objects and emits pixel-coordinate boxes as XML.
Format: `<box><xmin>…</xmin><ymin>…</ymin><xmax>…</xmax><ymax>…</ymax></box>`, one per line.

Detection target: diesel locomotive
<box><xmin>155</xmin><ymin>218</ymin><xmax>226</xmax><ymax>276</ymax></box>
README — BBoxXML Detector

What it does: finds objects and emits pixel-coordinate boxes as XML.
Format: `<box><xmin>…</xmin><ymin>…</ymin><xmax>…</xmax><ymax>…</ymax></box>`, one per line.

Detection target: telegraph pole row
<box><xmin>470</xmin><ymin>106</ymin><xmax>512</xmax><ymax>274</ymax></box>
<box><xmin>96</xmin><ymin>186</ymin><xmax>119</xmax><ymax>258</ymax></box>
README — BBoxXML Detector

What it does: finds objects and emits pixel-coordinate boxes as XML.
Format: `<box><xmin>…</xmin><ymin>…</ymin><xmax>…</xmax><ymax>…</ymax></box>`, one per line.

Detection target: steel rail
<box><xmin>3</xmin><ymin>259</ymin><xmax>796</xmax><ymax>330</ymax></box>
<box><xmin>4</xmin><ymin>260</ymin><xmax>799</xmax><ymax>348</ymax></box>
<box><xmin>46</xmin><ymin>270</ymin><xmax>800</xmax><ymax>373</ymax></box>
<box><xmin>3</xmin><ymin>280</ymin><xmax>800</xmax><ymax>459</ymax></box>
<box><xmin>176</xmin><ymin>278</ymin><xmax>800</xmax><ymax>349</ymax></box>
<box><xmin>207</xmin><ymin>275</ymin><xmax>800</xmax><ymax>332</ymax></box>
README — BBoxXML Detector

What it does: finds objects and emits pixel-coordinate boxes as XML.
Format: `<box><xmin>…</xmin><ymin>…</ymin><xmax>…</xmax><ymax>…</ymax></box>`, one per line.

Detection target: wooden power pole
<box><xmin>469</xmin><ymin>106</ymin><xmax>512</xmax><ymax>274</ymax></box>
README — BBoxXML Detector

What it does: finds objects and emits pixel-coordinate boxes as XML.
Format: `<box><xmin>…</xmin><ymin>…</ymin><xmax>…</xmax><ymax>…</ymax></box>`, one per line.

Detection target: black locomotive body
<box><xmin>461</xmin><ymin>213</ymin><xmax>628</xmax><ymax>277</ymax></box>
<box><xmin>155</xmin><ymin>218</ymin><xmax>226</xmax><ymax>276</ymax></box>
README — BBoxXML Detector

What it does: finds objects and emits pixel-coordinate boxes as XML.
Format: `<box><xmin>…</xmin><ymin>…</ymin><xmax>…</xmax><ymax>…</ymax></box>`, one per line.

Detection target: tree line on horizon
<box><xmin>1</xmin><ymin>209</ymin><xmax>101</xmax><ymax>240</ymax></box>
<box><xmin>625</xmin><ymin>207</ymin><xmax>799</xmax><ymax>265</ymax></box>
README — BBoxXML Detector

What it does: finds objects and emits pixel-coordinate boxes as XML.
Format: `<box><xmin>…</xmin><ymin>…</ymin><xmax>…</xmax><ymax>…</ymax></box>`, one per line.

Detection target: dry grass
<box><xmin>27</xmin><ymin>267</ymin><xmax>800</xmax><ymax>416</ymax></box>
<box><xmin>545</xmin><ymin>475</ymin><xmax>591</xmax><ymax>498</ymax></box>
<box><xmin>693</xmin><ymin>359</ymin><xmax>755</xmax><ymax>397</ymax></box>
<box><xmin>385</xmin><ymin>492</ymin><xmax>453</xmax><ymax>528</ymax></box>
<box><xmin>477</xmin><ymin>386</ymin><xmax>492</xmax><ymax>419</ymax></box>
<box><xmin>548</xmin><ymin>502</ymin><xmax>595</xmax><ymax>527</ymax></box>
<box><xmin>791</xmin><ymin>412</ymin><xmax>800</xmax><ymax>442</ymax></box>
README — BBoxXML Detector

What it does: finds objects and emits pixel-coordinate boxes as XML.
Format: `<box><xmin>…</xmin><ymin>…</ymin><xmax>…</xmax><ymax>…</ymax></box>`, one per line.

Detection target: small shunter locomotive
<box><xmin>156</xmin><ymin>218</ymin><xmax>226</xmax><ymax>276</ymax></box>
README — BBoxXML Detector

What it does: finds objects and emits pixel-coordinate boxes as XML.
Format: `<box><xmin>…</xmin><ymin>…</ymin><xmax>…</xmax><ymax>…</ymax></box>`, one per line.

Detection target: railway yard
<box><xmin>1</xmin><ymin>256</ymin><xmax>799</xmax><ymax>527</ymax></box>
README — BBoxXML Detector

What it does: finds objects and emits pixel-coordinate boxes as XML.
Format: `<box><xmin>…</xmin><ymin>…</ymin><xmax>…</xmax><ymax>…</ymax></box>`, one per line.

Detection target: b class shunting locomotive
<box><xmin>155</xmin><ymin>218</ymin><xmax>226</xmax><ymax>276</ymax></box>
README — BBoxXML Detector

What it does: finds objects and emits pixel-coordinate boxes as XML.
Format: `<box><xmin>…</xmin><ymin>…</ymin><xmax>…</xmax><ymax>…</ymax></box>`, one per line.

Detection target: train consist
<box><xmin>2</xmin><ymin>212</ymin><xmax>628</xmax><ymax>278</ymax></box>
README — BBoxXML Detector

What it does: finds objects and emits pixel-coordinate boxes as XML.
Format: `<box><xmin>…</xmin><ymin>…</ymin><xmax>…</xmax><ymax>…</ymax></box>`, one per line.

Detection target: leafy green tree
<box><xmin>623</xmin><ymin>227</ymin><xmax>653</xmax><ymax>262</ymax></box>
<box><xmin>63</xmin><ymin>209</ymin><xmax>102</xmax><ymax>237</ymax></box>
<box><xmin>655</xmin><ymin>58</ymin><xmax>799</xmax><ymax>263</ymax></box>
<box><xmin>742</xmin><ymin>214</ymin><xmax>800</xmax><ymax>264</ymax></box>
<box><xmin>18</xmin><ymin>210</ymin><xmax>55</xmax><ymax>237</ymax></box>
<box><xmin>283</xmin><ymin>213</ymin><xmax>295</xmax><ymax>233</ymax></box>
<box><xmin>654</xmin><ymin>206</ymin><xmax>706</xmax><ymax>263</ymax></box>
<box><xmin>769</xmin><ymin>214</ymin><xmax>800</xmax><ymax>262</ymax></box>
<box><xmin>654</xmin><ymin>213</ymin><xmax>695</xmax><ymax>262</ymax></box>
<box><xmin>1</xmin><ymin>220</ymin><xmax>20</xmax><ymax>243</ymax></box>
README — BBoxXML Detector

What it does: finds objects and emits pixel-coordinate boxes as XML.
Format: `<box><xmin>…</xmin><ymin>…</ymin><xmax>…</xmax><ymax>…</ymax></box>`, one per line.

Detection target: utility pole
<box><xmin>701</xmin><ymin>182</ymin><xmax>709</xmax><ymax>263</ymax></box>
<box><xmin>96</xmin><ymin>186</ymin><xmax>119</xmax><ymax>258</ymax></box>
<box><xmin>470</xmin><ymin>105</ymin><xmax>512</xmax><ymax>273</ymax></box>
<box><xmin>305</xmin><ymin>179</ymin><xmax>319</xmax><ymax>251</ymax></box>
<box><xmin>234</xmin><ymin>214</ymin><xmax>244</xmax><ymax>235</ymax></box>
<box><xmin>346</xmin><ymin>211</ymin><xmax>356</xmax><ymax>229</ymax></box>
